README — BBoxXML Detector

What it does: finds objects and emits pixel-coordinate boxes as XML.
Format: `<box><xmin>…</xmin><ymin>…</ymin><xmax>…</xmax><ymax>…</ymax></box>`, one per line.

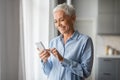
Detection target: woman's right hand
<box><xmin>38</xmin><ymin>49</ymin><xmax>50</xmax><ymax>63</ymax></box>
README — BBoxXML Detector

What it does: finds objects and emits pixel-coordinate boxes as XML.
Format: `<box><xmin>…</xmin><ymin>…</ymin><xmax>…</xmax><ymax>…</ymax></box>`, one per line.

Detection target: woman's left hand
<box><xmin>51</xmin><ymin>48</ymin><xmax>64</xmax><ymax>62</ymax></box>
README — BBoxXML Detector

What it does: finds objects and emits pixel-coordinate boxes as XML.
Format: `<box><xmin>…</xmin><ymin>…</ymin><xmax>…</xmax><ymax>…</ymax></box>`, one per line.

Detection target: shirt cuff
<box><xmin>41</xmin><ymin>60</ymin><xmax>43</xmax><ymax>63</ymax></box>
<box><xmin>61</xmin><ymin>58</ymin><xmax>70</xmax><ymax>67</ymax></box>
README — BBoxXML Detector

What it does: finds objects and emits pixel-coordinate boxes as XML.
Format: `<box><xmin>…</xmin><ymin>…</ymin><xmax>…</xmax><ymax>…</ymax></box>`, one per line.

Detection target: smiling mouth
<box><xmin>59</xmin><ymin>28</ymin><xmax>65</xmax><ymax>31</ymax></box>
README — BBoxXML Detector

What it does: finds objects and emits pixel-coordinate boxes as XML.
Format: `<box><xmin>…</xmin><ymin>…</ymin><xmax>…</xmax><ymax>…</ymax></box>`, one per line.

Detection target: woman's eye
<box><xmin>61</xmin><ymin>19</ymin><xmax>64</xmax><ymax>21</ymax></box>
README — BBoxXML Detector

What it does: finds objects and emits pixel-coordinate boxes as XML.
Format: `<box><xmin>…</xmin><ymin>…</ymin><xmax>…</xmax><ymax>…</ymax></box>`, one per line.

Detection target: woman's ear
<box><xmin>71</xmin><ymin>15</ymin><xmax>76</xmax><ymax>23</ymax></box>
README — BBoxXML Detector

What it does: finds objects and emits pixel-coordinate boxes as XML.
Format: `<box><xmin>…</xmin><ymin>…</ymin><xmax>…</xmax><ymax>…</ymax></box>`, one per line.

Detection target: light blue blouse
<box><xmin>41</xmin><ymin>31</ymin><xmax>94</xmax><ymax>80</ymax></box>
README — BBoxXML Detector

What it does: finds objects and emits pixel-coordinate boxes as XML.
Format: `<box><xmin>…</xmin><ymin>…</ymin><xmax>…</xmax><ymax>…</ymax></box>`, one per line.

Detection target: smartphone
<box><xmin>35</xmin><ymin>41</ymin><xmax>45</xmax><ymax>50</ymax></box>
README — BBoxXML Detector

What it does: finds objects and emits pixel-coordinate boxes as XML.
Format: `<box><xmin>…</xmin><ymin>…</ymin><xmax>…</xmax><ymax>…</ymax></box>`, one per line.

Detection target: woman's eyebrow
<box><xmin>54</xmin><ymin>17</ymin><xmax>64</xmax><ymax>21</ymax></box>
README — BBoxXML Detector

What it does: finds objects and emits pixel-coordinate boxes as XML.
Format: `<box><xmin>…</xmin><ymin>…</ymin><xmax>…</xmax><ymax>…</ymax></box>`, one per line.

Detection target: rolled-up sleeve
<box><xmin>40</xmin><ymin>58</ymin><xmax>53</xmax><ymax>76</ymax></box>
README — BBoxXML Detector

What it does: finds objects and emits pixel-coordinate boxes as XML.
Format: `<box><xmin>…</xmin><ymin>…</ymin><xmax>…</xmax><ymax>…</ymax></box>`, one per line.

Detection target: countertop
<box><xmin>96</xmin><ymin>55</ymin><xmax>120</xmax><ymax>58</ymax></box>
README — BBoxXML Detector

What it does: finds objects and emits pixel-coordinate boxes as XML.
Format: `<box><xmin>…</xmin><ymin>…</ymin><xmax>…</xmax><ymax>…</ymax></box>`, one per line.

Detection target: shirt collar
<box><xmin>59</xmin><ymin>30</ymin><xmax>79</xmax><ymax>40</ymax></box>
<box><xmin>70</xmin><ymin>30</ymin><xmax>79</xmax><ymax>40</ymax></box>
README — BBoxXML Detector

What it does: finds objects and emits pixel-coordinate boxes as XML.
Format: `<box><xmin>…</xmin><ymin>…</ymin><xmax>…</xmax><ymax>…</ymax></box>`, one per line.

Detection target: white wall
<box><xmin>73</xmin><ymin>0</ymin><xmax>97</xmax><ymax>19</ymax></box>
<box><xmin>0</xmin><ymin>0</ymin><xmax>19</xmax><ymax>80</ymax></box>
<box><xmin>73</xmin><ymin>0</ymin><xmax>98</xmax><ymax>44</ymax></box>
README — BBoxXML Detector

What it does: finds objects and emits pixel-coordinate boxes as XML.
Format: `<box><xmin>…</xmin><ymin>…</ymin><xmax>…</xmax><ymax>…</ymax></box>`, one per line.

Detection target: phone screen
<box><xmin>35</xmin><ymin>41</ymin><xmax>45</xmax><ymax>50</ymax></box>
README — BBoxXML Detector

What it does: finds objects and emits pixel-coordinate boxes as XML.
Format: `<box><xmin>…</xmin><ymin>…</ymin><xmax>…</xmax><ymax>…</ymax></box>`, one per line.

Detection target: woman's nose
<box><xmin>56</xmin><ymin>21</ymin><xmax>61</xmax><ymax>27</ymax></box>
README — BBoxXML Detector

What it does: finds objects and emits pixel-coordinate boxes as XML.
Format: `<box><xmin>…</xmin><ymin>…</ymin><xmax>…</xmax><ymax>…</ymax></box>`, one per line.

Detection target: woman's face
<box><xmin>53</xmin><ymin>10</ymin><xmax>75</xmax><ymax>35</ymax></box>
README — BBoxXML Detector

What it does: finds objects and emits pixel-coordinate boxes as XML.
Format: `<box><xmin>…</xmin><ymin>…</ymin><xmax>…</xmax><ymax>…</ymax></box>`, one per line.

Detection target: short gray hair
<box><xmin>53</xmin><ymin>3</ymin><xmax>76</xmax><ymax>16</ymax></box>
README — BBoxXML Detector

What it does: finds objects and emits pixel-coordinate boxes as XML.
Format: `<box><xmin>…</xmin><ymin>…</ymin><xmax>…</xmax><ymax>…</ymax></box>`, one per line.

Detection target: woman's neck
<box><xmin>63</xmin><ymin>30</ymin><xmax>75</xmax><ymax>44</ymax></box>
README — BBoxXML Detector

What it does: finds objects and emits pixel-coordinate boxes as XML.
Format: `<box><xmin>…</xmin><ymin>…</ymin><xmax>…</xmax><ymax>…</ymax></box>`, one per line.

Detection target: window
<box><xmin>22</xmin><ymin>0</ymin><xmax>49</xmax><ymax>80</ymax></box>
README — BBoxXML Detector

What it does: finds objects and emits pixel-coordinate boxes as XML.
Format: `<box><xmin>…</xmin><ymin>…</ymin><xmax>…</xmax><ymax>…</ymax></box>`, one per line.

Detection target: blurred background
<box><xmin>0</xmin><ymin>0</ymin><xmax>120</xmax><ymax>80</ymax></box>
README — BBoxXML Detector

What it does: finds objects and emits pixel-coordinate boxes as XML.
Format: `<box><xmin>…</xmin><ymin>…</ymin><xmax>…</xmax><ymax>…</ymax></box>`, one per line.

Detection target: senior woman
<box><xmin>39</xmin><ymin>3</ymin><xmax>94</xmax><ymax>80</ymax></box>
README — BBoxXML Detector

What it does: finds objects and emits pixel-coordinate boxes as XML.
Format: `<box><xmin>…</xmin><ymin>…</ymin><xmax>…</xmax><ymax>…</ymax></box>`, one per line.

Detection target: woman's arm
<box><xmin>61</xmin><ymin>38</ymin><xmax>94</xmax><ymax>78</ymax></box>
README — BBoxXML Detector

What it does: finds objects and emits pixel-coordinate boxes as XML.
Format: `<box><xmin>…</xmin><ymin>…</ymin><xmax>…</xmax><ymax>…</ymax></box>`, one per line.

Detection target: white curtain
<box><xmin>19</xmin><ymin>0</ymin><xmax>26</xmax><ymax>80</ymax></box>
<box><xmin>19</xmin><ymin>0</ymin><xmax>49</xmax><ymax>80</ymax></box>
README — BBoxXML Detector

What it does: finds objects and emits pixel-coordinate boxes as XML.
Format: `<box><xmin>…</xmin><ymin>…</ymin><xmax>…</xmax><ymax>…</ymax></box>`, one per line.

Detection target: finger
<box><xmin>39</xmin><ymin>50</ymin><xmax>44</xmax><ymax>56</ymax></box>
<box><xmin>43</xmin><ymin>58</ymin><xmax>48</xmax><ymax>63</ymax></box>
<box><xmin>37</xmin><ymin>48</ymin><xmax>44</xmax><ymax>51</ymax></box>
<box><xmin>40</xmin><ymin>54</ymin><xmax>47</xmax><ymax>60</ymax></box>
<box><xmin>51</xmin><ymin>51</ymin><xmax>58</xmax><ymax>57</ymax></box>
<box><xmin>46</xmin><ymin>49</ymin><xmax>51</xmax><ymax>51</ymax></box>
<box><xmin>40</xmin><ymin>52</ymin><xmax>49</xmax><ymax>58</ymax></box>
<box><xmin>40</xmin><ymin>51</ymin><xmax>50</xmax><ymax>59</ymax></box>
<box><xmin>41</xmin><ymin>54</ymin><xmax>50</xmax><ymax>61</ymax></box>
<box><xmin>51</xmin><ymin>48</ymin><xmax>56</xmax><ymax>53</ymax></box>
<box><xmin>39</xmin><ymin>50</ymin><xmax>50</xmax><ymax>57</ymax></box>
<box><xmin>45</xmin><ymin>49</ymin><xmax>51</xmax><ymax>53</ymax></box>
<box><xmin>52</xmin><ymin>51</ymin><xmax>57</xmax><ymax>55</ymax></box>
<box><xmin>39</xmin><ymin>50</ymin><xmax>47</xmax><ymax>58</ymax></box>
<box><xmin>50</xmin><ymin>48</ymin><xmax>56</xmax><ymax>51</ymax></box>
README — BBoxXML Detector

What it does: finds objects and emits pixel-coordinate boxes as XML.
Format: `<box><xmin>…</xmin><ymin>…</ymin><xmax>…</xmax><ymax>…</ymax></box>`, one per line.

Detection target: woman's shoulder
<box><xmin>77</xmin><ymin>31</ymin><xmax>91</xmax><ymax>40</ymax></box>
<box><xmin>76</xmin><ymin>33</ymin><xmax>92</xmax><ymax>46</ymax></box>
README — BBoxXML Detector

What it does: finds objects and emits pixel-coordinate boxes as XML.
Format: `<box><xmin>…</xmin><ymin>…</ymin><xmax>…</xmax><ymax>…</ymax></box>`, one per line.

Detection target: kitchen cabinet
<box><xmin>97</xmin><ymin>14</ymin><xmax>115</xmax><ymax>34</ymax></box>
<box><xmin>97</xmin><ymin>0</ymin><xmax>120</xmax><ymax>35</ymax></box>
<box><xmin>96</xmin><ymin>57</ymin><xmax>120</xmax><ymax>80</ymax></box>
<box><xmin>98</xmin><ymin>0</ymin><xmax>114</xmax><ymax>14</ymax></box>
<box><xmin>118</xmin><ymin>59</ymin><xmax>120</xmax><ymax>80</ymax></box>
